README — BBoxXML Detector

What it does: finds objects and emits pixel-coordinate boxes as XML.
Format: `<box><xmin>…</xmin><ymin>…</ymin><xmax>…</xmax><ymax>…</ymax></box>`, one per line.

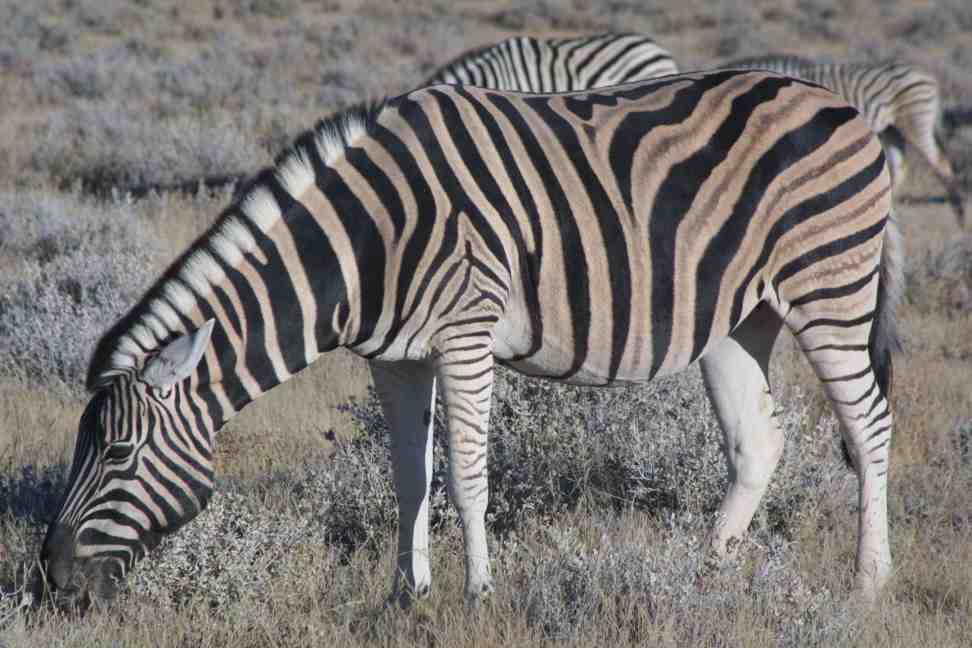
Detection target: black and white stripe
<box><xmin>723</xmin><ymin>54</ymin><xmax>964</xmax><ymax>225</ymax></box>
<box><xmin>426</xmin><ymin>33</ymin><xmax>678</xmax><ymax>92</ymax></box>
<box><xmin>42</xmin><ymin>69</ymin><xmax>901</xmax><ymax>607</ymax></box>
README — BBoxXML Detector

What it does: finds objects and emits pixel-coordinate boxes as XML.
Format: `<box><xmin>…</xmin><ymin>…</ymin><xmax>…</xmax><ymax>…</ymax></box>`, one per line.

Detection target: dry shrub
<box><xmin>334</xmin><ymin>362</ymin><xmax>845</xmax><ymax>553</ymax></box>
<box><xmin>32</xmin><ymin>106</ymin><xmax>265</xmax><ymax>196</ymax></box>
<box><xmin>100</xmin><ymin>357</ymin><xmax>847</xmax><ymax>616</ymax></box>
<box><xmin>0</xmin><ymin>190</ymin><xmax>160</xmax><ymax>392</ymax></box>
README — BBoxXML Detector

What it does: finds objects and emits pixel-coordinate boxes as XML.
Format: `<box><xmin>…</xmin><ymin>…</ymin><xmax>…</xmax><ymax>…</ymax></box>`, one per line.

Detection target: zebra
<box><xmin>40</xmin><ymin>69</ymin><xmax>901</xmax><ymax>609</ymax></box>
<box><xmin>426</xmin><ymin>33</ymin><xmax>678</xmax><ymax>92</ymax></box>
<box><xmin>722</xmin><ymin>54</ymin><xmax>965</xmax><ymax>226</ymax></box>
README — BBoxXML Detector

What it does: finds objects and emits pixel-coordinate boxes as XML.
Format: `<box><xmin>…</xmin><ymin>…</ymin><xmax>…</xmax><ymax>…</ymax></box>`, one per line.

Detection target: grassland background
<box><xmin>1</xmin><ymin>0</ymin><xmax>971</xmax><ymax>646</ymax></box>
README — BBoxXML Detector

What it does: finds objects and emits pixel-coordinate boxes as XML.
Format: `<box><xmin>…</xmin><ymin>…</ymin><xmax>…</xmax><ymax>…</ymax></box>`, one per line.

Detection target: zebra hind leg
<box><xmin>790</xmin><ymin>312</ymin><xmax>894</xmax><ymax>600</ymax></box>
<box><xmin>370</xmin><ymin>360</ymin><xmax>437</xmax><ymax>607</ymax></box>
<box><xmin>699</xmin><ymin>303</ymin><xmax>784</xmax><ymax>567</ymax></box>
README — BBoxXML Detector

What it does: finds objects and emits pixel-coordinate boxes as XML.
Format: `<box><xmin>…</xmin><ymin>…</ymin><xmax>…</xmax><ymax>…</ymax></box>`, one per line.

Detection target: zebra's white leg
<box><xmin>786</xmin><ymin>289</ymin><xmax>895</xmax><ymax>600</ymax></box>
<box><xmin>370</xmin><ymin>360</ymin><xmax>436</xmax><ymax>606</ymax></box>
<box><xmin>434</xmin><ymin>347</ymin><xmax>495</xmax><ymax>604</ymax></box>
<box><xmin>798</xmin><ymin>342</ymin><xmax>893</xmax><ymax>600</ymax></box>
<box><xmin>700</xmin><ymin>303</ymin><xmax>784</xmax><ymax>558</ymax></box>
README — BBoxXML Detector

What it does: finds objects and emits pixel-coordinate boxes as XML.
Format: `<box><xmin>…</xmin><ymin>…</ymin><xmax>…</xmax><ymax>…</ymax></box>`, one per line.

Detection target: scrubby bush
<box><xmin>502</xmin><ymin>512</ymin><xmax>848</xmax><ymax>645</ymax></box>
<box><xmin>129</xmin><ymin>490</ymin><xmax>330</xmax><ymax>608</ymax></box>
<box><xmin>32</xmin><ymin>107</ymin><xmax>265</xmax><ymax>196</ymax></box>
<box><xmin>118</xmin><ymin>360</ymin><xmax>844</xmax><ymax>613</ymax></box>
<box><xmin>335</xmin><ymin>363</ymin><xmax>844</xmax><ymax>548</ymax></box>
<box><xmin>0</xmin><ymin>190</ymin><xmax>160</xmax><ymax>391</ymax></box>
<box><xmin>32</xmin><ymin>45</ymin><xmax>149</xmax><ymax>103</ymax></box>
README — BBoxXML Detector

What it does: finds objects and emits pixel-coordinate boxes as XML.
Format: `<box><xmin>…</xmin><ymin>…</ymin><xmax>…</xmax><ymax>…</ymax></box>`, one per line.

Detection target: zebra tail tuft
<box><xmin>868</xmin><ymin>210</ymin><xmax>904</xmax><ymax>399</ymax></box>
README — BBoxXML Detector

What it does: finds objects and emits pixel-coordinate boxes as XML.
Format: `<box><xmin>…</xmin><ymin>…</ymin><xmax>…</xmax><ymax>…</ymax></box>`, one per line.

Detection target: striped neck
<box><xmin>85</xmin><ymin>102</ymin><xmax>386</xmax><ymax>424</ymax></box>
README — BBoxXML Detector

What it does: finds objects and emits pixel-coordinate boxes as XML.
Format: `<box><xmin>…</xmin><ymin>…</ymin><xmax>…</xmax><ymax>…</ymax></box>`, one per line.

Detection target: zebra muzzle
<box><xmin>40</xmin><ymin>522</ymin><xmax>77</xmax><ymax>592</ymax></box>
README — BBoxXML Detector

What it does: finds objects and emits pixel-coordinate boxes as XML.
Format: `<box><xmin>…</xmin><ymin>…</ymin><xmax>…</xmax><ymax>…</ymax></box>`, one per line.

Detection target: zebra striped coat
<box><xmin>42</xmin><ymin>69</ymin><xmax>901</xmax><ymax>608</ymax></box>
<box><xmin>723</xmin><ymin>54</ymin><xmax>965</xmax><ymax>225</ymax></box>
<box><xmin>426</xmin><ymin>33</ymin><xmax>678</xmax><ymax>92</ymax></box>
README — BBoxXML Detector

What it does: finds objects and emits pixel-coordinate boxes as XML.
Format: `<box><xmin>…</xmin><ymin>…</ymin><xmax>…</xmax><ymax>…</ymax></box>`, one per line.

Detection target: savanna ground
<box><xmin>1</xmin><ymin>1</ymin><xmax>971</xmax><ymax>646</ymax></box>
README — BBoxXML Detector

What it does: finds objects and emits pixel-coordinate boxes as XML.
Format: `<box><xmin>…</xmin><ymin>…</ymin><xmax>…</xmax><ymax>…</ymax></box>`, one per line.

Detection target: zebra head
<box><xmin>41</xmin><ymin>320</ymin><xmax>217</xmax><ymax>607</ymax></box>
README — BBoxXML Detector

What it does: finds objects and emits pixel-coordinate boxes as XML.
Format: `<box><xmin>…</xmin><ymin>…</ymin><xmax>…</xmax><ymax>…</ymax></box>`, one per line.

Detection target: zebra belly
<box><xmin>492</xmin><ymin>317</ymin><xmax>659</xmax><ymax>387</ymax></box>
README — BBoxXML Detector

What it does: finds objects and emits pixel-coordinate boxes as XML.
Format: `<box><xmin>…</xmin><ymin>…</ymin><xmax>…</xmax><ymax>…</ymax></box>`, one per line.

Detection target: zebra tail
<box><xmin>843</xmin><ymin>212</ymin><xmax>903</xmax><ymax>471</ymax></box>
<box><xmin>869</xmin><ymin>210</ymin><xmax>904</xmax><ymax>399</ymax></box>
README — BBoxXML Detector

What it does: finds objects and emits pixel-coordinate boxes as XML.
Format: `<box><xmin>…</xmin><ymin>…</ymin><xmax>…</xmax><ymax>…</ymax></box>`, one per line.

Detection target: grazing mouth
<box><xmin>36</xmin><ymin>560</ymin><xmax>121</xmax><ymax>611</ymax></box>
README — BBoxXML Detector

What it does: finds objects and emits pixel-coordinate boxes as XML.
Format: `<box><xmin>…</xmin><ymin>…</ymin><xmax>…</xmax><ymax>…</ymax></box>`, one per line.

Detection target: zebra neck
<box><xmin>187</xmin><ymin>198</ymin><xmax>356</xmax><ymax>425</ymax></box>
<box><xmin>86</xmin><ymin>103</ymin><xmax>386</xmax><ymax>415</ymax></box>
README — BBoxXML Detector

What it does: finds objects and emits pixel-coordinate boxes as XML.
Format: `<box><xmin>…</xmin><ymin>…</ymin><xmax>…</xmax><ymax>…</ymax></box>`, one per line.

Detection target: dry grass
<box><xmin>2</xmin><ymin>0</ymin><xmax>971</xmax><ymax>646</ymax></box>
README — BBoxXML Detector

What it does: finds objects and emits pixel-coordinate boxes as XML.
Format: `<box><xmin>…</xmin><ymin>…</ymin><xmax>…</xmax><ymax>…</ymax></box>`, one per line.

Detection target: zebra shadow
<box><xmin>0</xmin><ymin>463</ymin><xmax>69</xmax><ymax>604</ymax></box>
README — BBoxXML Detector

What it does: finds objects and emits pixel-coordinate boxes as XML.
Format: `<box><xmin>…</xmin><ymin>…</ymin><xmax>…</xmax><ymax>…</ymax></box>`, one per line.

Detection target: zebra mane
<box><xmin>85</xmin><ymin>100</ymin><xmax>386</xmax><ymax>391</ymax></box>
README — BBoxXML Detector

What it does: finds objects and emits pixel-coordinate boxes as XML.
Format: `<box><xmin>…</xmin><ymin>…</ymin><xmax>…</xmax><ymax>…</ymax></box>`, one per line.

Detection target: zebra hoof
<box><xmin>463</xmin><ymin>580</ymin><xmax>494</xmax><ymax>609</ymax></box>
<box><xmin>384</xmin><ymin>582</ymin><xmax>432</xmax><ymax>610</ymax></box>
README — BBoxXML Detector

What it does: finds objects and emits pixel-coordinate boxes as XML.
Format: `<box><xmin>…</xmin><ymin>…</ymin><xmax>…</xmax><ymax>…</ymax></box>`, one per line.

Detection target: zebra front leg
<box><xmin>370</xmin><ymin>360</ymin><xmax>437</xmax><ymax>606</ymax></box>
<box><xmin>434</xmin><ymin>345</ymin><xmax>495</xmax><ymax>604</ymax></box>
<box><xmin>699</xmin><ymin>303</ymin><xmax>784</xmax><ymax>562</ymax></box>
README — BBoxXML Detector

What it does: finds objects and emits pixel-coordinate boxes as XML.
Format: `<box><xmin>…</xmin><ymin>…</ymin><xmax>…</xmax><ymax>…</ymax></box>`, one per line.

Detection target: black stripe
<box><xmin>359</xmin><ymin>122</ymin><xmax>439</xmax><ymax>358</ymax></box>
<box><xmin>789</xmin><ymin>266</ymin><xmax>879</xmax><ymax>307</ymax></box>
<box><xmin>403</xmin><ymin>255</ymin><xmax>464</xmax><ymax>357</ymax></box>
<box><xmin>395</xmin><ymin>92</ymin><xmax>510</xmax><ymax>276</ymax></box>
<box><xmin>804</xmin><ymin>343</ymin><xmax>869</xmax><ymax>352</ymax></box>
<box><xmin>486</xmin><ymin>92</ymin><xmax>594</xmax><ymax>375</ymax></box>
<box><xmin>729</xmin><ymin>135</ymin><xmax>881</xmax><ymax>326</ymax></box>
<box><xmin>454</xmin><ymin>86</ymin><xmax>544</xmax><ymax>359</ymax></box>
<box><xmin>420</xmin><ymin>90</ymin><xmax>513</xmax><ymax>273</ymax></box>
<box><xmin>344</xmin><ymin>146</ymin><xmax>407</xmax><ymax>240</ymax></box>
<box><xmin>523</xmin><ymin>94</ymin><xmax>633</xmax><ymax>381</ymax></box>
<box><xmin>433</xmin><ymin>260</ymin><xmax>473</xmax><ymax>319</ymax></box>
<box><xmin>169</xmin><ymin>280</ymin><xmax>241</xmax><ymax>418</ymax></box>
<box><xmin>237</xmin><ymin>195</ymin><xmax>308</xmax><ymax>377</ymax></box>
<box><xmin>688</xmin><ymin>77</ymin><xmax>794</xmax><ymax>361</ymax></box>
<box><xmin>430</xmin><ymin>315</ymin><xmax>499</xmax><ymax>339</ymax></box>
<box><xmin>77</xmin><ymin>527</ymin><xmax>140</xmax><ymax>552</ymax></box>
<box><xmin>796</xmin><ymin>311</ymin><xmax>874</xmax><ymax>334</ymax></box>
<box><xmin>867</xmin><ymin>405</ymin><xmax>891</xmax><ymax>429</ymax></box>
<box><xmin>619</xmin><ymin>54</ymin><xmax>673</xmax><ymax>83</ymax></box>
<box><xmin>820</xmin><ymin>366</ymin><xmax>872</xmax><ymax>383</ymax></box>
<box><xmin>572</xmin><ymin>37</ymin><xmax>622</xmax><ymax>83</ymax></box>
<box><xmin>587</xmin><ymin>38</ymin><xmax>652</xmax><ymax>87</ymax></box>
<box><xmin>621</xmin><ymin>72</ymin><xmax>782</xmax><ymax>375</ymax></box>
<box><xmin>257</xmin><ymin>169</ymin><xmax>350</xmax><ymax>358</ymax></box>
<box><xmin>562</xmin><ymin>93</ymin><xmax>623</xmax><ymax>121</ymax></box>
<box><xmin>774</xmin><ymin>216</ymin><xmax>886</xmax><ymax>292</ymax></box>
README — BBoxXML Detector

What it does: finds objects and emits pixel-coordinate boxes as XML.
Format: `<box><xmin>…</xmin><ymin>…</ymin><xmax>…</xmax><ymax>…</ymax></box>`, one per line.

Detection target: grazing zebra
<box><xmin>723</xmin><ymin>54</ymin><xmax>965</xmax><ymax>225</ymax></box>
<box><xmin>41</xmin><ymin>69</ymin><xmax>901</xmax><ymax>609</ymax></box>
<box><xmin>426</xmin><ymin>33</ymin><xmax>678</xmax><ymax>92</ymax></box>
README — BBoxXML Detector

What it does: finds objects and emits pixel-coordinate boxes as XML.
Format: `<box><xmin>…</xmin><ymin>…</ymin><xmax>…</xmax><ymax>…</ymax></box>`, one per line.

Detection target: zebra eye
<box><xmin>105</xmin><ymin>442</ymin><xmax>134</xmax><ymax>463</ymax></box>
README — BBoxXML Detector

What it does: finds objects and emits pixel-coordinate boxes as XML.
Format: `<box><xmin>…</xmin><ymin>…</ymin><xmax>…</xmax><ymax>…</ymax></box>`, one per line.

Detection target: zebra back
<box><xmin>720</xmin><ymin>55</ymin><xmax>941</xmax><ymax>137</ymax></box>
<box><xmin>426</xmin><ymin>33</ymin><xmax>678</xmax><ymax>92</ymax></box>
<box><xmin>721</xmin><ymin>53</ymin><xmax>965</xmax><ymax>225</ymax></box>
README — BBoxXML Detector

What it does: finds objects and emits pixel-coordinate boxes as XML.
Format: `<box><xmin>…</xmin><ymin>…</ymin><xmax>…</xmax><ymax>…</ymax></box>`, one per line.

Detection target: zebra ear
<box><xmin>142</xmin><ymin>319</ymin><xmax>216</xmax><ymax>389</ymax></box>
